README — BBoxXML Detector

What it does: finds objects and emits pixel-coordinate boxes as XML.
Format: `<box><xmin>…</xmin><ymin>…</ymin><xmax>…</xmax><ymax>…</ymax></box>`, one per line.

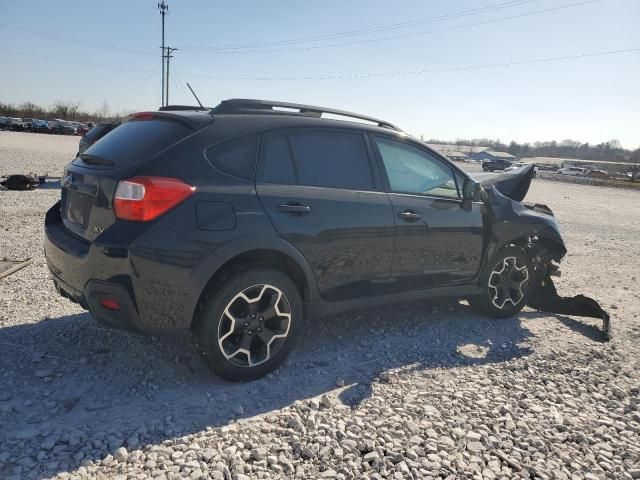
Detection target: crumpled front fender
<box><xmin>481</xmin><ymin>186</ymin><xmax>610</xmax><ymax>339</ymax></box>
<box><xmin>483</xmin><ymin>186</ymin><xmax>566</xmax><ymax>268</ymax></box>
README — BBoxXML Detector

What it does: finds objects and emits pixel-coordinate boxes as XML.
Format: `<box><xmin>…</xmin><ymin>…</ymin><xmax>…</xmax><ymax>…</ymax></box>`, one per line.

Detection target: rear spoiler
<box><xmin>126</xmin><ymin>110</ymin><xmax>213</xmax><ymax>131</ymax></box>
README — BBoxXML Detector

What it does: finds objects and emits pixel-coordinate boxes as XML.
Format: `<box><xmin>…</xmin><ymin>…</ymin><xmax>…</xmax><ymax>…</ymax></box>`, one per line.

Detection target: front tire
<box><xmin>195</xmin><ymin>267</ymin><xmax>303</xmax><ymax>381</ymax></box>
<box><xmin>469</xmin><ymin>245</ymin><xmax>533</xmax><ymax>318</ymax></box>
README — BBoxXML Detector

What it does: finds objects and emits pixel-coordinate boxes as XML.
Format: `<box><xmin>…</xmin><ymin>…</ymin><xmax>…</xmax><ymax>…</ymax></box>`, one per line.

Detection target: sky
<box><xmin>1</xmin><ymin>0</ymin><xmax>638</xmax><ymax>148</ymax></box>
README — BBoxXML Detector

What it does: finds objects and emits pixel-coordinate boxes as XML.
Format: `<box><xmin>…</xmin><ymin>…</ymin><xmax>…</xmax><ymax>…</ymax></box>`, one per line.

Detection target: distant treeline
<box><xmin>425</xmin><ymin>137</ymin><xmax>636</xmax><ymax>163</ymax></box>
<box><xmin>0</xmin><ymin>100</ymin><xmax>128</xmax><ymax>123</ymax></box>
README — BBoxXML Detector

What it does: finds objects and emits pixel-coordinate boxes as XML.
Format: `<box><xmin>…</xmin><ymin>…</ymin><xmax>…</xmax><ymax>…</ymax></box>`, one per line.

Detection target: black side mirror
<box><xmin>462</xmin><ymin>178</ymin><xmax>482</xmax><ymax>202</ymax></box>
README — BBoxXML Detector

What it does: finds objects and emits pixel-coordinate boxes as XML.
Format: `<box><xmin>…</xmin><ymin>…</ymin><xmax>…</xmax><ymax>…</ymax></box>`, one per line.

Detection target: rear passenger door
<box><xmin>255</xmin><ymin>129</ymin><xmax>395</xmax><ymax>301</ymax></box>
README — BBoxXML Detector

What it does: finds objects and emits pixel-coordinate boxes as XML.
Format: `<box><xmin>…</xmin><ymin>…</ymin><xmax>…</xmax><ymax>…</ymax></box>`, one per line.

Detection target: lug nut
<box><xmin>244</xmin><ymin>322</ymin><xmax>249</xmax><ymax>327</ymax></box>
<box><xmin>259</xmin><ymin>316</ymin><xmax>264</xmax><ymax>321</ymax></box>
<box><xmin>251</xmin><ymin>314</ymin><xmax>256</xmax><ymax>319</ymax></box>
<box><xmin>257</xmin><ymin>328</ymin><xmax>262</xmax><ymax>332</ymax></box>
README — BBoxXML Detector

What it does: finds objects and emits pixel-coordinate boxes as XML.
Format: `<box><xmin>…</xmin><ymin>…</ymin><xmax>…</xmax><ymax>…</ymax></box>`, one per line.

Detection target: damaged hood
<box><xmin>470</xmin><ymin>164</ymin><xmax>535</xmax><ymax>202</ymax></box>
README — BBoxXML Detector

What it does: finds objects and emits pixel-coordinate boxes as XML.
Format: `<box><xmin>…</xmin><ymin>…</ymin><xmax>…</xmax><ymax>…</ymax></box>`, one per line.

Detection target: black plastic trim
<box><xmin>306</xmin><ymin>284</ymin><xmax>481</xmax><ymax>317</ymax></box>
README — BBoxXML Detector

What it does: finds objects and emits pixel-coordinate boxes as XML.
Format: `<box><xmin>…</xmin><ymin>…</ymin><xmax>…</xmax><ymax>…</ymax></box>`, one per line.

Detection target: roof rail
<box><xmin>158</xmin><ymin>105</ymin><xmax>210</xmax><ymax>111</ymax></box>
<box><xmin>211</xmin><ymin>99</ymin><xmax>403</xmax><ymax>131</ymax></box>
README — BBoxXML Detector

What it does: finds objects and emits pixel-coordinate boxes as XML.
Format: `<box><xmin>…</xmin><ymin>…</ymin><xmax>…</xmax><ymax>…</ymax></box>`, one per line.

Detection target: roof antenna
<box><xmin>186</xmin><ymin>82</ymin><xmax>205</xmax><ymax>110</ymax></box>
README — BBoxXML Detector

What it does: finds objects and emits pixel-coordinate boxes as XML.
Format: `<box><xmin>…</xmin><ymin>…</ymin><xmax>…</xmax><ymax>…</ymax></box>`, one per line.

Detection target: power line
<box><xmin>125</xmin><ymin>64</ymin><xmax>161</xmax><ymax>109</ymax></box>
<box><xmin>0</xmin><ymin>0</ymin><xmax>598</xmax><ymax>59</ymax></box>
<box><xmin>5</xmin><ymin>46</ymin><xmax>638</xmax><ymax>82</ymax></box>
<box><xmin>177</xmin><ymin>47</ymin><xmax>640</xmax><ymax>81</ymax></box>
<box><xmin>4</xmin><ymin>49</ymin><xmax>155</xmax><ymax>73</ymax></box>
<box><xmin>179</xmin><ymin>0</ymin><xmax>599</xmax><ymax>54</ymax></box>
<box><xmin>169</xmin><ymin>69</ymin><xmax>190</xmax><ymax>104</ymax></box>
<box><xmin>0</xmin><ymin>24</ymin><xmax>155</xmax><ymax>57</ymax></box>
<box><xmin>172</xmin><ymin>67</ymin><xmax>195</xmax><ymax>103</ymax></box>
<box><xmin>177</xmin><ymin>0</ymin><xmax>541</xmax><ymax>50</ymax></box>
<box><xmin>0</xmin><ymin>1</ymin><xmax>537</xmax><ymax>58</ymax></box>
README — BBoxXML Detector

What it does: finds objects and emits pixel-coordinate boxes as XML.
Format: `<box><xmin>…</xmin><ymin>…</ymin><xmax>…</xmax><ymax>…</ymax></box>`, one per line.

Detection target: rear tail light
<box><xmin>113</xmin><ymin>176</ymin><xmax>195</xmax><ymax>222</ymax></box>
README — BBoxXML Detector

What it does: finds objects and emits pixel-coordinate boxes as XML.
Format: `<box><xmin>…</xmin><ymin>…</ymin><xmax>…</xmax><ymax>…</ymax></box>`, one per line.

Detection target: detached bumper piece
<box><xmin>0</xmin><ymin>174</ymin><xmax>42</xmax><ymax>190</ymax></box>
<box><xmin>528</xmin><ymin>274</ymin><xmax>611</xmax><ymax>339</ymax></box>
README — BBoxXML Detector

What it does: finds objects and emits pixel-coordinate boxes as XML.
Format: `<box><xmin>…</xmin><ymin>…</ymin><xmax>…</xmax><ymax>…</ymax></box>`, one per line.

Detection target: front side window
<box><xmin>258</xmin><ymin>130</ymin><xmax>374</xmax><ymax>190</ymax></box>
<box><xmin>375</xmin><ymin>137</ymin><xmax>459</xmax><ymax>198</ymax></box>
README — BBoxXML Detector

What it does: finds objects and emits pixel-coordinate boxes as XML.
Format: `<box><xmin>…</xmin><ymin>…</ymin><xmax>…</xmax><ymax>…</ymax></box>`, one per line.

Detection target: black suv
<box><xmin>45</xmin><ymin>99</ymin><xmax>566</xmax><ymax>381</ymax></box>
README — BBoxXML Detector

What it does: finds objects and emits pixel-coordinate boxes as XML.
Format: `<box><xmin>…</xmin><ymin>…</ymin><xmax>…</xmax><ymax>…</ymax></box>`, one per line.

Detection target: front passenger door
<box><xmin>372</xmin><ymin>135</ymin><xmax>485</xmax><ymax>290</ymax></box>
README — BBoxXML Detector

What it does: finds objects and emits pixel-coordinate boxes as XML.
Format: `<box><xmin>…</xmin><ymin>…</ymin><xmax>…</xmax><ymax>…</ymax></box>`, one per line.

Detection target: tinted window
<box><xmin>258</xmin><ymin>133</ymin><xmax>297</xmax><ymax>184</ymax></box>
<box><xmin>375</xmin><ymin>137</ymin><xmax>459</xmax><ymax>198</ymax></box>
<box><xmin>288</xmin><ymin>131</ymin><xmax>373</xmax><ymax>190</ymax></box>
<box><xmin>206</xmin><ymin>134</ymin><xmax>258</xmax><ymax>180</ymax></box>
<box><xmin>82</xmin><ymin>119</ymin><xmax>191</xmax><ymax>167</ymax></box>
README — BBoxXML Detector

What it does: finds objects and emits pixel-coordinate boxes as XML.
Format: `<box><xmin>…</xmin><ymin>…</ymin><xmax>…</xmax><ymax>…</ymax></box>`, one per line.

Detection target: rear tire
<box><xmin>469</xmin><ymin>245</ymin><xmax>533</xmax><ymax>319</ymax></box>
<box><xmin>195</xmin><ymin>266</ymin><xmax>303</xmax><ymax>382</ymax></box>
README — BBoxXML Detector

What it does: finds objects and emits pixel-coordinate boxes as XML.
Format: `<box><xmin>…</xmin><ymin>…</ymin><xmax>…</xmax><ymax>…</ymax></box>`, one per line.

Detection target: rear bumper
<box><xmin>50</xmin><ymin>272</ymin><xmax>142</xmax><ymax>332</ymax></box>
<box><xmin>44</xmin><ymin>202</ymin><xmax>198</xmax><ymax>334</ymax></box>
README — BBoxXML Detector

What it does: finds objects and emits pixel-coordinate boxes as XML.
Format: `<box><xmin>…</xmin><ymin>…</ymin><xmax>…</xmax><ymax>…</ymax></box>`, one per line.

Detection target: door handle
<box><xmin>277</xmin><ymin>202</ymin><xmax>311</xmax><ymax>214</ymax></box>
<box><xmin>398</xmin><ymin>210</ymin><xmax>421</xmax><ymax>221</ymax></box>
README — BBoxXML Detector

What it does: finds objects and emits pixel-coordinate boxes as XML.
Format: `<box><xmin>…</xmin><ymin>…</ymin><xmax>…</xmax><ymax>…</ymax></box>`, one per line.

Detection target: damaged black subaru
<box><xmin>44</xmin><ymin>99</ymin><xmax>609</xmax><ymax>381</ymax></box>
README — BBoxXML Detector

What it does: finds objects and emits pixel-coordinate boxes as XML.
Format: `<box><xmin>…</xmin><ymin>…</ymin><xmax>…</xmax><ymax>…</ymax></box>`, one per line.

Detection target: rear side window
<box><xmin>206</xmin><ymin>134</ymin><xmax>258</xmax><ymax>180</ymax></box>
<box><xmin>81</xmin><ymin>119</ymin><xmax>191</xmax><ymax>167</ymax></box>
<box><xmin>258</xmin><ymin>130</ymin><xmax>374</xmax><ymax>190</ymax></box>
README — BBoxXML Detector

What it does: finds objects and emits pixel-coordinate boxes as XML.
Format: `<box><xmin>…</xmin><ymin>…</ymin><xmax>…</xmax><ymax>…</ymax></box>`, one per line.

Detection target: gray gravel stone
<box><xmin>114</xmin><ymin>447</ymin><xmax>129</xmax><ymax>462</ymax></box>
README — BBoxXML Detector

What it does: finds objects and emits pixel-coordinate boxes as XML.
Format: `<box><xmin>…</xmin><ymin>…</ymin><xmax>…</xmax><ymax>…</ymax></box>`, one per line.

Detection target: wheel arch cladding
<box><xmin>190</xmin><ymin>248</ymin><xmax>313</xmax><ymax>332</ymax></box>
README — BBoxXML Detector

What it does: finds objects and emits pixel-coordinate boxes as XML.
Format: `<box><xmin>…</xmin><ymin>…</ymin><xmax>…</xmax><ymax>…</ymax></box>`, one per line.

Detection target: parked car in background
<box><xmin>45</xmin><ymin>99</ymin><xmax>567</xmax><ymax>381</ymax></box>
<box><xmin>32</xmin><ymin>119</ymin><xmax>53</xmax><ymax>133</ymax></box>
<box><xmin>0</xmin><ymin>116</ymin><xmax>9</xmax><ymax>130</ymax></box>
<box><xmin>78</xmin><ymin>121</ymin><xmax>120</xmax><ymax>155</ymax></box>
<box><xmin>504</xmin><ymin>162</ymin><xmax>538</xmax><ymax>177</ymax></box>
<box><xmin>52</xmin><ymin>120</ymin><xmax>77</xmax><ymax>135</ymax></box>
<box><xmin>482</xmin><ymin>158</ymin><xmax>513</xmax><ymax>172</ymax></box>
<box><xmin>79</xmin><ymin>123</ymin><xmax>92</xmax><ymax>135</ymax></box>
<box><xmin>8</xmin><ymin>118</ymin><xmax>27</xmax><ymax>132</ymax></box>
<box><xmin>22</xmin><ymin>118</ymin><xmax>34</xmax><ymax>130</ymax></box>
<box><xmin>556</xmin><ymin>166</ymin><xmax>588</xmax><ymax>176</ymax></box>
<box><xmin>587</xmin><ymin>169</ymin><xmax>610</xmax><ymax>179</ymax></box>
<box><xmin>72</xmin><ymin>122</ymin><xmax>90</xmax><ymax>136</ymax></box>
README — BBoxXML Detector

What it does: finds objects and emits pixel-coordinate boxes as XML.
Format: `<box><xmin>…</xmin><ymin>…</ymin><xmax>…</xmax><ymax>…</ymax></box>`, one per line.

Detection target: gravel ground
<box><xmin>1</xmin><ymin>131</ymin><xmax>639</xmax><ymax>480</ymax></box>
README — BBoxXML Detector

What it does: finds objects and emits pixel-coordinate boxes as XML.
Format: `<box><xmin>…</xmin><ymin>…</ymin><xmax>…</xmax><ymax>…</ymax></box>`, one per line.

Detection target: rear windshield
<box><xmin>79</xmin><ymin>119</ymin><xmax>191</xmax><ymax>167</ymax></box>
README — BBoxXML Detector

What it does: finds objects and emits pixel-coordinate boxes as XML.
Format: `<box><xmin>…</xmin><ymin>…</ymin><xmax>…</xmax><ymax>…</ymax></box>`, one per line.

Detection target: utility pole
<box><xmin>158</xmin><ymin>1</ymin><xmax>169</xmax><ymax>107</ymax></box>
<box><xmin>165</xmin><ymin>47</ymin><xmax>178</xmax><ymax>106</ymax></box>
